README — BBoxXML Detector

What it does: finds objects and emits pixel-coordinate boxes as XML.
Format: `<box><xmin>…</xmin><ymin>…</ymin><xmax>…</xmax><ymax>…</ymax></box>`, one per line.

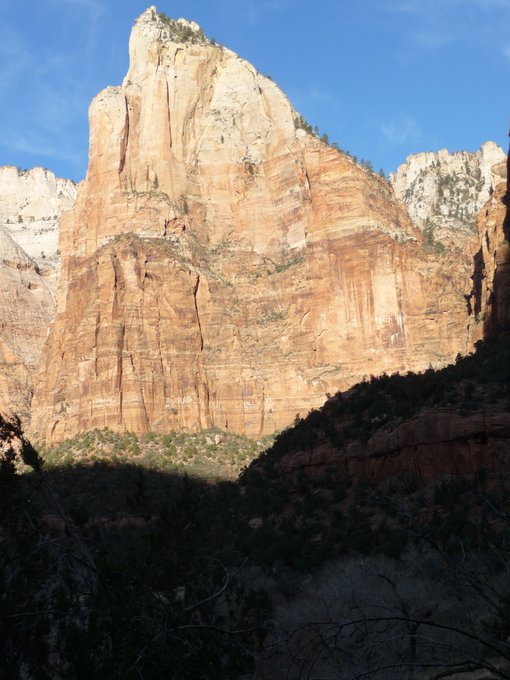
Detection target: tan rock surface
<box><xmin>0</xmin><ymin>227</ymin><xmax>55</xmax><ymax>420</ymax></box>
<box><xmin>30</xmin><ymin>7</ymin><xmax>476</xmax><ymax>443</ymax></box>
<box><xmin>270</xmin><ymin>146</ymin><xmax>510</xmax><ymax>486</ymax></box>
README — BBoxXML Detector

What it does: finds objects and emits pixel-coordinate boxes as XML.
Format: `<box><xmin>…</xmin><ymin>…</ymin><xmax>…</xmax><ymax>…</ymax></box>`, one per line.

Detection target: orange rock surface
<box><xmin>30</xmin><ymin>8</ymin><xmax>477</xmax><ymax>443</ymax></box>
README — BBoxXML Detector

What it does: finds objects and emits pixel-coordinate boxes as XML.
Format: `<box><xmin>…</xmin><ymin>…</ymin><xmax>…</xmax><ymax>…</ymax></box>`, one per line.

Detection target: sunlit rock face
<box><xmin>390</xmin><ymin>142</ymin><xmax>505</xmax><ymax>250</ymax></box>
<box><xmin>0</xmin><ymin>165</ymin><xmax>76</xmax><ymax>272</ymax></box>
<box><xmin>0</xmin><ymin>167</ymin><xmax>75</xmax><ymax>421</ymax></box>
<box><xmin>0</xmin><ymin>227</ymin><xmax>55</xmax><ymax>421</ymax></box>
<box><xmin>30</xmin><ymin>7</ymin><xmax>476</xmax><ymax>443</ymax></box>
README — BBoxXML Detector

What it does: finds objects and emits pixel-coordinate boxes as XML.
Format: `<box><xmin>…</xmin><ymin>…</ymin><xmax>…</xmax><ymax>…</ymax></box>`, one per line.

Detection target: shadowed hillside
<box><xmin>1</xmin><ymin>458</ymin><xmax>272</xmax><ymax>679</ymax></box>
<box><xmin>5</xmin><ymin>375</ymin><xmax>510</xmax><ymax>679</ymax></box>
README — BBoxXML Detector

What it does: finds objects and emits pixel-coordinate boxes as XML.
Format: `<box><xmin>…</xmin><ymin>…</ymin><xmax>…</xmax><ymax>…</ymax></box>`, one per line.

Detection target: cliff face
<box><xmin>30</xmin><ymin>7</ymin><xmax>476</xmax><ymax>443</ymax></box>
<box><xmin>0</xmin><ymin>165</ymin><xmax>74</xmax><ymax>420</ymax></box>
<box><xmin>248</xmin><ymin>145</ymin><xmax>510</xmax><ymax>488</ymax></box>
<box><xmin>0</xmin><ymin>227</ymin><xmax>55</xmax><ymax>420</ymax></box>
<box><xmin>390</xmin><ymin>142</ymin><xmax>505</xmax><ymax>250</ymax></box>
<box><xmin>279</xmin><ymin>404</ymin><xmax>510</xmax><ymax>484</ymax></box>
<box><xmin>0</xmin><ymin>166</ymin><xmax>76</xmax><ymax>273</ymax></box>
<box><xmin>470</xmin><ymin>153</ymin><xmax>510</xmax><ymax>331</ymax></box>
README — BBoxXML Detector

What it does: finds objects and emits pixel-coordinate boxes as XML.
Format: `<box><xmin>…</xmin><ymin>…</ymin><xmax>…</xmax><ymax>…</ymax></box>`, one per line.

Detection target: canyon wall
<box><xmin>390</xmin><ymin>142</ymin><xmax>505</xmax><ymax>250</ymax></box>
<box><xmin>268</xmin><ymin>144</ymin><xmax>510</xmax><ymax>487</ymax></box>
<box><xmin>0</xmin><ymin>166</ymin><xmax>75</xmax><ymax>420</ymax></box>
<box><xmin>0</xmin><ymin>166</ymin><xmax>76</xmax><ymax>271</ymax></box>
<box><xmin>0</xmin><ymin>228</ymin><xmax>55</xmax><ymax>420</ymax></box>
<box><xmin>470</xmin><ymin>151</ymin><xmax>510</xmax><ymax>332</ymax></box>
<box><xmin>29</xmin><ymin>7</ymin><xmax>478</xmax><ymax>443</ymax></box>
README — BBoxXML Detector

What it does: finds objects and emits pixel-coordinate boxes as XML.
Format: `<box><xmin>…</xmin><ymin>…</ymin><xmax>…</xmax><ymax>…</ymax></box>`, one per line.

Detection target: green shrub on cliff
<box><xmin>158</xmin><ymin>12</ymin><xmax>207</xmax><ymax>44</ymax></box>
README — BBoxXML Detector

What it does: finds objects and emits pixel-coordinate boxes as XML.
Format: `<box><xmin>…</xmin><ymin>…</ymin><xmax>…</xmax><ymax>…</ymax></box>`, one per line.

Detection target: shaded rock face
<box><xmin>280</xmin><ymin>407</ymin><xmax>510</xmax><ymax>484</ymax></box>
<box><xmin>390</xmin><ymin>142</ymin><xmax>505</xmax><ymax>250</ymax></box>
<box><xmin>30</xmin><ymin>7</ymin><xmax>476</xmax><ymax>443</ymax></box>
<box><xmin>0</xmin><ymin>228</ymin><xmax>55</xmax><ymax>420</ymax></box>
<box><xmin>470</xmin><ymin>152</ymin><xmax>510</xmax><ymax>332</ymax></box>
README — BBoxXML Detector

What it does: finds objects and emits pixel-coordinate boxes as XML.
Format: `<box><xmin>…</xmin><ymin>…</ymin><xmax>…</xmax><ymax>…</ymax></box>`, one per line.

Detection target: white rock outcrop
<box><xmin>0</xmin><ymin>166</ymin><xmax>77</xmax><ymax>268</ymax></box>
<box><xmin>390</xmin><ymin>141</ymin><xmax>505</xmax><ymax>249</ymax></box>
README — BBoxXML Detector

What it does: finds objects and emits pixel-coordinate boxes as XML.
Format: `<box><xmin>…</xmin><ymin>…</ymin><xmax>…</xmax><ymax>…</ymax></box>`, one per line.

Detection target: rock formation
<box><xmin>279</xmin><ymin>405</ymin><xmax>510</xmax><ymax>484</ymax></box>
<box><xmin>250</xmin><ymin>143</ymin><xmax>510</xmax><ymax>488</ymax></box>
<box><xmin>469</xmin><ymin>150</ymin><xmax>510</xmax><ymax>331</ymax></box>
<box><xmin>390</xmin><ymin>141</ymin><xmax>505</xmax><ymax>250</ymax></box>
<box><xmin>0</xmin><ymin>166</ymin><xmax>74</xmax><ymax>421</ymax></box>
<box><xmin>0</xmin><ymin>166</ymin><xmax>76</xmax><ymax>279</ymax></box>
<box><xmin>30</xmin><ymin>7</ymin><xmax>479</xmax><ymax>443</ymax></box>
<box><xmin>0</xmin><ymin>227</ymin><xmax>55</xmax><ymax>420</ymax></box>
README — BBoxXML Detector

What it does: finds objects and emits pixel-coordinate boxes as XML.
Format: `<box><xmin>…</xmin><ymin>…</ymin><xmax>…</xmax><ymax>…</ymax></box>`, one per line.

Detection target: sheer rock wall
<box><xmin>30</xmin><ymin>7</ymin><xmax>476</xmax><ymax>442</ymax></box>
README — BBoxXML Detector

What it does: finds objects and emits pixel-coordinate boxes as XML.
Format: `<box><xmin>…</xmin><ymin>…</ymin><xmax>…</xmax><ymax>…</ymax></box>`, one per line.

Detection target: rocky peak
<box><xmin>79</xmin><ymin>6</ymin><xmax>305</xmax><ymax>263</ymax></box>
<box><xmin>133</xmin><ymin>6</ymin><xmax>208</xmax><ymax>45</ymax></box>
<box><xmin>390</xmin><ymin>141</ymin><xmax>505</xmax><ymax>249</ymax></box>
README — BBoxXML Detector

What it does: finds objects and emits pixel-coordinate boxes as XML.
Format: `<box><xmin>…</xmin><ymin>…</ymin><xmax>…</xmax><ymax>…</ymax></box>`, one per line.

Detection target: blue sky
<box><xmin>0</xmin><ymin>0</ymin><xmax>508</xmax><ymax>181</ymax></box>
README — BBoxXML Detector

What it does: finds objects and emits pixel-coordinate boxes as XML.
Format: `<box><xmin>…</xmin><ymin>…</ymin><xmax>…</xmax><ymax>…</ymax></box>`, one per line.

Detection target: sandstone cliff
<box><xmin>30</xmin><ymin>7</ymin><xmax>477</xmax><ymax>443</ymax></box>
<box><xmin>390</xmin><ymin>142</ymin><xmax>505</xmax><ymax>250</ymax></box>
<box><xmin>246</xmin><ymin>142</ymin><xmax>510</xmax><ymax>489</ymax></box>
<box><xmin>469</xmin><ymin>149</ymin><xmax>510</xmax><ymax>331</ymax></box>
<box><xmin>0</xmin><ymin>165</ymin><xmax>77</xmax><ymax>277</ymax></box>
<box><xmin>252</xmin><ymin>331</ymin><xmax>510</xmax><ymax>488</ymax></box>
<box><xmin>0</xmin><ymin>227</ymin><xmax>55</xmax><ymax>420</ymax></box>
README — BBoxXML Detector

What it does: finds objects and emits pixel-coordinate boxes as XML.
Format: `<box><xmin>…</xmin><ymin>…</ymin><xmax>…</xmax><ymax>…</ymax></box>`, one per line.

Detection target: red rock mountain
<box><xmin>29</xmin><ymin>8</ymin><xmax>480</xmax><ymax>443</ymax></box>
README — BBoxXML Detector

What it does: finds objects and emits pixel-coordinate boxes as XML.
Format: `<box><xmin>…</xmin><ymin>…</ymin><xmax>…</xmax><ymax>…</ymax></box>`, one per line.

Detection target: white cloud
<box><xmin>377</xmin><ymin>0</ymin><xmax>510</xmax><ymax>56</ymax></box>
<box><xmin>0</xmin><ymin>24</ymin><xmax>34</xmax><ymax>91</ymax></box>
<box><xmin>52</xmin><ymin>0</ymin><xmax>107</xmax><ymax>52</ymax></box>
<box><xmin>0</xmin><ymin>1</ymin><xmax>107</xmax><ymax>176</ymax></box>
<box><xmin>374</xmin><ymin>115</ymin><xmax>422</xmax><ymax>147</ymax></box>
<box><xmin>308</xmin><ymin>87</ymin><xmax>335</xmax><ymax>104</ymax></box>
<box><xmin>47</xmin><ymin>0</ymin><xmax>105</xmax><ymax>18</ymax></box>
<box><xmin>289</xmin><ymin>86</ymin><xmax>342</xmax><ymax>138</ymax></box>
